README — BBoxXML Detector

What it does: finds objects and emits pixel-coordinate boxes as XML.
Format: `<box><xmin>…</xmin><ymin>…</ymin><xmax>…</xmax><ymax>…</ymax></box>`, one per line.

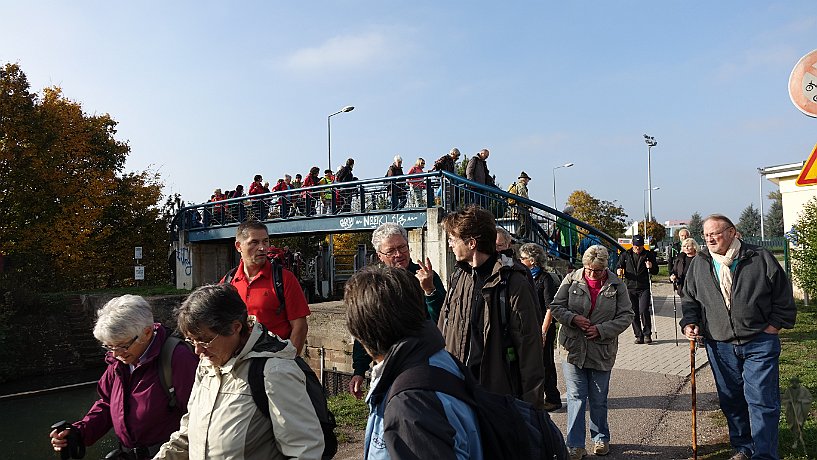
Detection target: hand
<box><xmin>645</xmin><ymin>261</ymin><xmax>653</xmax><ymax>269</ymax></box>
<box><xmin>763</xmin><ymin>325</ymin><xmax>780</xmax><ymax>335</ymax></box>
<box><xmin>348</xmin><ymin>375</ymin><xmax>365</xmax><ymax>400</ymax></box>
<box><xmin>415</xmin><ymin>257</ymin><xmax>436</xmax><ymax>295</ymax></box>
<box><xmin>616</xmin><ymin>268</ymin><xmax>624</xmax><ymax>277</ymax></box>
<box><xmin>683</xmin><ymin>324</ymin><xmax>700</xmax><ymax>340</ymax></box>
<box><xmin>572</xmin><ymin>314</ymin><xmax>592</xmax><ymax>331</ymax></box>
<box><xmin>670</xmin><ymin>274</ymin><xmax>677</xmax><ymax>282</ymax></box>
<box><xmin>49</xmin><ymin>428</ymin><xmax>69</xmax><ymax>451</ymax></box>
<box><xmin>584</xmin><ymin>325</ymin><xmax>600</xmax><ymax>340</ymax></box>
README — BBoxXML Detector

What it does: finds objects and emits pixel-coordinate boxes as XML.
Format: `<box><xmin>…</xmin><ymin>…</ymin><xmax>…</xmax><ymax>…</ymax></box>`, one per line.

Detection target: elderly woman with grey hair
<box><xmin>550</xmin><ymin>245</ymin><xmax>634</xmax><ymax>459</ymax></box>
<box><xmin>386</xmin><ymin>154</ymin><xmax>406</xmax><ymax>209</ymax></box>
<box><xmin>519</xmin><ymin>242</ymin><xmax>562</xmax><ymax>412</ymax></box>
<box><xmin>670</xmin><ymin>237</ymin><xmax>698</xmax><ymax>296</ymax></box>
<box><xmin>154</xmin><ymin>284</ymin><xmax>325</xmax><ymax>460</ymax></box>
<box><xmin>50</xmin><ymin>295</ymin><xmax>198</xmax><ymax>459</ymax></box>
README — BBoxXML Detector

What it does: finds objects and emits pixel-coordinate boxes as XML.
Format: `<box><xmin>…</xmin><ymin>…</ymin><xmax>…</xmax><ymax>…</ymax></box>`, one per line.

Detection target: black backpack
<box><xmin>248</xmin><ymin>344</ymin><xmax>338</xmax><ymax>459</ymax></box>
<box><xmin>222</xmin><ymin>259</ymin><xmax>286</xmax><ymax>315</ymax></box>
<box><xmin>387</xmin><ymin>358</ymin><xmax>568</xmax><ymax>460</ymax></box>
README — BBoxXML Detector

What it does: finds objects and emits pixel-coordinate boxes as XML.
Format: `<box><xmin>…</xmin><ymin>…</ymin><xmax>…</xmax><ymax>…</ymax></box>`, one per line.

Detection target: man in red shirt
<box><xmin>224</xmin><ymin>220</ymin><xmax>310</xmax><ymax>353</ymax></box>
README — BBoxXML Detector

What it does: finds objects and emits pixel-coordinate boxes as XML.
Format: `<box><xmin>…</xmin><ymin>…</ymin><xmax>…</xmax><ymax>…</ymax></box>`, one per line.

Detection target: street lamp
<box><xmin>758</xmin><ymin>167</ymin><xmax>766</xmax><ymax>240</ymax></box>
<box><xmin>643</xmin><ymin>134</ymin><xmax>658</xmax><ymax>223</ymax></box>
<box><xmin>643</xmin><ymin>186</ymin><xmax>660</xmax><ymax>237</ymax></box>
<box><xmin>328</xmin><ymin>106</ymin><xmax>355</xmax><ymax>171</ymax></box>
<box><xmin>552</xmin><ymin>162</ymin><xmax>574</xmax><ymax>210</ymax></box>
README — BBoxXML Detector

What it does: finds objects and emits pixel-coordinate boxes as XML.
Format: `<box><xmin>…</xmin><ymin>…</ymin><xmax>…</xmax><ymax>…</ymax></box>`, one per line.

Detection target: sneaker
<box><xmin>543</xmin><ymin>401</ymin><xmax>562</xmax><ymax>412</ymax></box>
<box><xmin>593</xmin><ymin>440</ymin><xmax>610</xmax><ymax>456</ymax></box>
<box><xmin>568</xmin><ymin>446</ymin><xmax>586</xmax><ymax>460</ymax></box>
<box><xmin>644</xmin><ymin>335</ymin><xmax>653</xmax><ymax>344</ymax></box>
<box><xmin>634</xmin><ymin>337</ymin><xmax>644</xmax><ymax>344</ymax></box>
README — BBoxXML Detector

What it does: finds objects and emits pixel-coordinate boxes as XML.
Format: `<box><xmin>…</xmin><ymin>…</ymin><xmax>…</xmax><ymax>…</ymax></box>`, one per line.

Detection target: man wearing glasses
<box><xmin>348</xmin><ymin>222</ymin><xmax>446</xmax><ymax>399</ymax></box>
<box><xmin>616</xmin><ymin>234</ymin><xmax>659</xmax><ymax>344</ymax></box>
<box><xmin>680</xmin><ymin>214</ymin><xmax>796</xmax><ymax>460</ymax></box>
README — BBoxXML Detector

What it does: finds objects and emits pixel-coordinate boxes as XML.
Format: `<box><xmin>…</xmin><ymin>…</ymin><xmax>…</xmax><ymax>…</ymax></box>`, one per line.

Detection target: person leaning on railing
<box><xmin>49</xmin><ymin>295</ymin><xmax>198</xmax><ymax>460</ymax></box>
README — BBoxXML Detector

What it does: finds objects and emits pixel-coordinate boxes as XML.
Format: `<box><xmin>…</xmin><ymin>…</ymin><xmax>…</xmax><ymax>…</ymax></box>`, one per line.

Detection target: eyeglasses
<box><xmin>184</xmin><ymin>334</ymin><xmax>220</xmax><ymax>349</ymax></box>
<box><xmin>702</xmin><ymin>227</ymin><xmax>734</xmax><ymax>240</ymax></box>
<box><xmin>447</xmin><ymin>236</ymin><xmax>474</xmax><ymax>245</ymax></box>
<box><xmin>101</xmin><ymin>335</ymin><xmax>139</xmax><ymax>353</ymax></box>
<box><xmin>377</xmin><ymin>244</ymin><xmax>409</xmax><ymax>258</ymax></box>
<box><xmin>583</xmin><ymin>267</ymin><xmax>606</xmax><ymax>275</ymax></box>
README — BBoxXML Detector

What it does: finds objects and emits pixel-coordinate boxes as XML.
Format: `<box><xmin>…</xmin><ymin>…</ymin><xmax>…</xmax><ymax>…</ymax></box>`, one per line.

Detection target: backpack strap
<box><xmin>248</xmin><ymin>357</ymin><xmax>271</xmax><ymax>418</ymax></box>
<box><xmin>271</xmin><ymin>259</ymin><xmax>286</xmax><ymax>315</ymax></box>
<box><xmin>221</xmin><ymin>266</ymin><xmax>238</xmax><ymax>284</ymax></box>
<box><xmin>387</xmin><ymin>363</ymin><xmax>475</xmax><ymax>407</ymax></box>
<box><xmin>158</xmin><ymin>335</ymin><xmax>182</xmax><ymax>411</ymax></box>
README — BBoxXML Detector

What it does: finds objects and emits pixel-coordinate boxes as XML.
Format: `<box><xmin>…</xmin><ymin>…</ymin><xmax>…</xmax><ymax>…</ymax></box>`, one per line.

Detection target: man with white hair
<box><xmin>681</xmin><ymin>214</ymin><xmax>796</xmax><ymax>460</ymax></box>
<box><xmin>348</xmin><ymin>222</ymin><xmax>445</xmax><ymax>399</ymax></box>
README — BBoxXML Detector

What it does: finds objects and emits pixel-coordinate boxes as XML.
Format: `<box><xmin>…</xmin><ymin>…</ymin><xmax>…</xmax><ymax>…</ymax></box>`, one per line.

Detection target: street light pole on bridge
<box><xmin>552</xmin><ymin>162</ymin><xmax>574</xmax><ymax>210</ymax></box>
<box><xmin>328</xmin><ymin>106</ymin><xmax>354</xmax><ymax>171</ymax></box>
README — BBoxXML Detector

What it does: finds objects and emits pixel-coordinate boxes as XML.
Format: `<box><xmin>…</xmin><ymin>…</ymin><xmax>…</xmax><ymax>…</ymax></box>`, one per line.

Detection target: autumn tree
<box><xmin>565</xmin><ymin>190</ymin><xmax>628</xmax><ymax>237</ymax></box>
<box><xmin>764</xmin><ymin>190</ymin><xmax>784</xmax><ymax>238</ymax></box>
<box><xmin>737</xmin><ymin>204</ymin><xmax>761</xmax><ymax>238</ymax></box>
<box><xmin>644</xmin><ymin>220</ymin><xmax>667</xmax><ymax>243</ymax></box>
<box><xmin>0</xmin><ymin>63</ymin><xmax>168</xmax><ymax>290</ymax></box>
<box><xmin>688</xmin><ymin>212</ymin><xmax>704</xmax><ymax>240</ymax></box>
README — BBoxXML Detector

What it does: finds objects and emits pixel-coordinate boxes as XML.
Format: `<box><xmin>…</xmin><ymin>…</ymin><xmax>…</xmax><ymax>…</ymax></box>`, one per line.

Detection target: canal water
<box><xmin>0</xmin><ymin>383</ymin><xmax>118</xmax><ymax>459</ymax></box>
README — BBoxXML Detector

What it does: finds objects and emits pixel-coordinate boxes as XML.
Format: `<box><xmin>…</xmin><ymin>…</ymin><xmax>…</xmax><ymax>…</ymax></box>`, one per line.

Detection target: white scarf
<box><xmin>710</xmin><ymin>238</ymin><xmax>741</xmax><ymax>309</ymax></box>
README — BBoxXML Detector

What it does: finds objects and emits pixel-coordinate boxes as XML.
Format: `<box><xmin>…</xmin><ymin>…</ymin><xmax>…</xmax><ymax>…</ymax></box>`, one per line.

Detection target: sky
<box><xmin>2</xmin><ymin>1</ymin><xmax>816</xmax><ymax>225</ymax></box>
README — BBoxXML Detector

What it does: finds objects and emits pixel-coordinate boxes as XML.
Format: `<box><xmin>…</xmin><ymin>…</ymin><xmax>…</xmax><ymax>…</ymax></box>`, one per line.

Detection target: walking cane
<box><xmin>672</xmin><ymin>283</ymin><xmax>679</xmax><ymax>346</ymax></box>
<box><xmin>690</xmin><ymin>338</ymin><xmax>698</xmax><ymax>460</ymax></box>
<box><xmin>648</xmin><ymin>274</ymin><xmax>658</xmax><ymax>340</ymax></box>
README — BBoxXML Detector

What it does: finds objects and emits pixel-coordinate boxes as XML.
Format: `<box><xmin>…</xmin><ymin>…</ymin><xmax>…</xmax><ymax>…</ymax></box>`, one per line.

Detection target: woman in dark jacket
<box><xmin>670</xmin><ymin>237</ymin><xmax>698</xmax><ymax>296</ymax></box>
<box><xmin>50</xmin><ymin>295</ymin><xmax>198</xmax><ymax>459</ymax></box>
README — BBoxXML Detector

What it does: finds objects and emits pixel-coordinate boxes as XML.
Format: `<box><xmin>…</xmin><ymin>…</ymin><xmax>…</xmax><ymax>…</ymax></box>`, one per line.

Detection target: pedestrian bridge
<box><xmin>171</xmin><ymin>171</ymin><xmax>623</xmax><ymax>297</ymax></box>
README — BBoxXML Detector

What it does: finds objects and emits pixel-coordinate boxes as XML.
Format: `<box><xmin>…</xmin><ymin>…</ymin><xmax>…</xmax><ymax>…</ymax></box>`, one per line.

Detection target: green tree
<box><xmin>688</xmin><ymin>212</ymin><xmax>704</xmax><ymax>240</ymax></box>
<box><xmin>791</xmin><ymin>197</ymin><xmax>817</xmax><ymax>297</ymax></box>
<box><xmin>644</xmin><ymin>220</ymin><xmax>667</xmax><ymax>244</ymax></box>
<box><xmin>566</xmin><ymin>190</ymin><xmax>628</xmax><ymax>237</ymax></box>
<box><xmin>764</xmin><ymin>190</ymin><xmax>784</xmax><ymax>238</ymax></box>
<box><xmin>455</xmin><ymin>158</ymin><xmax>468</xmax><ymax>177</ymax></box>
<box><xmin>737</xmin><ymin>204</ymin><xmax>761</xmax><ymax>238</ymax></box>
<box><xmin>0</xmin><ymin>63</ymin><xmax>167</xmax><ymax>290</ymax></box>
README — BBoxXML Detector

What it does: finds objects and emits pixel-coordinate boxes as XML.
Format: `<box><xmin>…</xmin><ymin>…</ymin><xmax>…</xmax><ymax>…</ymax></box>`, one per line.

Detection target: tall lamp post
<box><xmin>643</xmin><ymin>134</ymin><xmax>658</xmax><ymax>223</ymax></box>
<box><xmin>758</xmin><ymin>167</ymin><xmax>766</xmax><ymax>240</ymax></box>
<box><xmin>328</xmin><ymin>106</ymin><xmax>354</xmax><ymax>170</ymax></box>
<box><xmin>552</xmin><ymin>162</ymin><xmax>574</xmax><ymax>210</ymax></box>
<box><xmin>643</xmin><ymin>186</ymin><xmax>660</xmax><ymax>238</ymax></box>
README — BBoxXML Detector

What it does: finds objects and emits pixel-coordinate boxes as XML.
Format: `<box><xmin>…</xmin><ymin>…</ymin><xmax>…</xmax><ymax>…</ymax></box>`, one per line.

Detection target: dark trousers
<box><xmin>543</xmin><ymin>322</ymin><xmax>561</xmax><ymax>404</ymax></box>
<box><xmin>629</xmin><ymin>289</ymin><xmax>652</xmax><ymax>338</ymax></box>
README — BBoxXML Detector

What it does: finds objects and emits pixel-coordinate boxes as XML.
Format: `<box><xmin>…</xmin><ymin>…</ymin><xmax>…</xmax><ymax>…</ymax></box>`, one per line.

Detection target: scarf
<box><xmin>710</xmin><ymin>238</ymin><xmax>741</xmax><ymax>309</ymax></box>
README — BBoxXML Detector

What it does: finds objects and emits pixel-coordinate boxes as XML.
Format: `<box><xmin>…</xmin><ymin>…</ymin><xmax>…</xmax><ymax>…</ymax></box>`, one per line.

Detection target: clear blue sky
<box><xmin>2</xmin><ymin>1</ymin><xmax>815</xmax><ymax>225</ymax></box>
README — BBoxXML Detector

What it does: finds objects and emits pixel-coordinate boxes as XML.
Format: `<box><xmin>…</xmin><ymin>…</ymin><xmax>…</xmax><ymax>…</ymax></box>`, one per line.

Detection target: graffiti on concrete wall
<box><xmin>339</xmin><ymin>213</ymin><xmax>421</xmax><ymax>230</ymax></box>
<box><xmin>175</xmin><ymin>242</ymin><xmax>193</xmax><ymax>289</ymax></box>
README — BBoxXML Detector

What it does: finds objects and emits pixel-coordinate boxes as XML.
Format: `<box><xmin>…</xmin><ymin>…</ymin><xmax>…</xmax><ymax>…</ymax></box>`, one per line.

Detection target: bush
<box><xmin>790</xmin><ymin>197</ymin><xmax>817</xmax><ymax>297</ymax></box>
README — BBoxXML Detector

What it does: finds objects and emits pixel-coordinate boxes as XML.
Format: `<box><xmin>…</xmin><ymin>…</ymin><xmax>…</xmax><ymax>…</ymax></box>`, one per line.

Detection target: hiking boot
<box><xmin>543</xmin><ymin>401</ymin><xmax>562</xmax><ymax>412</ymax></box>
<box><xmin>728</xmin><ymin>452</ymin><xmax>750</xmax><ymax>460</ymax></box>
<box><xmin>644</xmin><ymin>335</ymin><xmax>653</xmax><ymax>344</ymax></box>
<box><xmin>568</xmin><ymin>446</ymin><xmax>586</xmax><ymax>459</ymax></box>
<box><xmin>593</xmin><ymin>440</ymin><xmax>610</xmax><ymax>456</ymax></box>
<box><xmin>634</xmin><ymin>337</ymin><xmax>644</xmax><ymax>344</ymax></box>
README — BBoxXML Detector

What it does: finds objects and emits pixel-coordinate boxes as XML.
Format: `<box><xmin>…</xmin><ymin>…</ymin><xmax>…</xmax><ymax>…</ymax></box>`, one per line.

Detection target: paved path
<box><xmin>334</xmin><ymin>281</ymin><xmax>729</xmax><ymax>459</ymax></box>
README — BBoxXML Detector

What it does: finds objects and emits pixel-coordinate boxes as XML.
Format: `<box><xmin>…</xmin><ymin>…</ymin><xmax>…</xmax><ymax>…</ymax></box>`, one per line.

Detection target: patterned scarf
<box><xmin>710</xmin><ymin>238</ymin><xmax>741</xmax><ymax>309</ymax></box>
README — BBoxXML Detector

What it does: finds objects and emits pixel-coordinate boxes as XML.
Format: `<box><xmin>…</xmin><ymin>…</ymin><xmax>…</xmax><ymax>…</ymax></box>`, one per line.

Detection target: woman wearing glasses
<box><xmin>670</xmin><ymin>237</ymin><xmax>699</xmax><ymax>296</ymax></box>
<box><xmin>549</xmin><ymin>245</ymin><xmax>634</xmax><ymax>460</ymax></box>
<box><xmin>154</xmin><ymin>284</ymin><xmax>324</xmax><ymax>460</ymax></box>
<box><xmin>49</xmin><ymin>295</ymin><xmax>198</xmax><ymax>459</ymax></box>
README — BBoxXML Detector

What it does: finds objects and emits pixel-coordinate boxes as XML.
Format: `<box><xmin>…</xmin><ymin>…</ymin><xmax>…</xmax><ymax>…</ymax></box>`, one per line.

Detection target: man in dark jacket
<box><xmin>616</xmin><ymin>234</ymin><xmax>659</xmax><ymax>344</ymax></box>
<box><xmin>335</xmin><ymin>158</ymin><xmax>355</xmax><ymax>212</ymax></box>
<box><xmin>680</xmin><ymin>214</ymin><xmax>796</xmax><ymax>460</ymax></box>
<box><xmin>345</xmin><ymin>266</ymin><xmax>482</xmax><ymax>459</ymax></box>
<box><xmin>439</xmin><ymin>205</ymin><xmax>545</xmax><ymax>409</ymax></box>
<box><xmin>431</xmin><ymin>147</ymin><xmax>461</xmax><ymax>173</ymax></box>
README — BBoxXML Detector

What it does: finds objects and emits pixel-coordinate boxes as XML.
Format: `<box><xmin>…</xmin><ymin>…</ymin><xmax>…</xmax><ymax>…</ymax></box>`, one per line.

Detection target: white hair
<box><xmin>371</xmin><ymin>223</ymin><xmax>408</xmax><ymax>251</ymax></box>
<box><xmin>393</xmin><ymin>155</ymin><xmax>403</xmax><ymax>164</ymax></box>
<box><xmin>93</xmin><ymin>295</ymin><xmax>153</xmax><ymax>344</ymax></box>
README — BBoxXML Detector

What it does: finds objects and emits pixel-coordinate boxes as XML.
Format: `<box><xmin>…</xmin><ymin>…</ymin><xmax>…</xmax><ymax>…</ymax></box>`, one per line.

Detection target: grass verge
<box><xmin>328</xmin><ymin>393</ymin><xmax>369</xmax><ymax>443</ymax></box>
<box><xmin>778</xmin><ymin>299</ymin><xmax>816</xmax><ymax>460</ymax></box>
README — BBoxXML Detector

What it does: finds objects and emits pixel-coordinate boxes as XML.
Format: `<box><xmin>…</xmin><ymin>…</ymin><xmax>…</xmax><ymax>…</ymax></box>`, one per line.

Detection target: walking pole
<box><xmin>672</xmin><ymin>283</ymin><xmax>679</xmax><ymax>346</ymax></box>
<box><xmin>648</xmin><ymin>274</ymin><xmax>658</xmax><ymax>340</ymax></box>
<box><xmin>690</xmin><ymin>338</ymin><xmax>698</xmax><ymax>460</ymax></box>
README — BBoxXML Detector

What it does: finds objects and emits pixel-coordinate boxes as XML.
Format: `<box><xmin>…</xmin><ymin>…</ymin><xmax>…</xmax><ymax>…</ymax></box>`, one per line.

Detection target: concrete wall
<box><xmin>301</xmin><ymin>301</ymin><xmax>354</xmax><ymax>373</ymax></box>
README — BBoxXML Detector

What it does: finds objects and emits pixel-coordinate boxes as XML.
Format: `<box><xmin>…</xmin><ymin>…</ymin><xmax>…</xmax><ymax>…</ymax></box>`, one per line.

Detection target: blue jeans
<box><xmin>706</xmin><ymin>333</ymin><xmax>781</xmax><ymax>460</ymax></box>
<box><xmin>562</xmin><ymin>362</ymin><xmax>611</xmax><ymax>448</ymax></box>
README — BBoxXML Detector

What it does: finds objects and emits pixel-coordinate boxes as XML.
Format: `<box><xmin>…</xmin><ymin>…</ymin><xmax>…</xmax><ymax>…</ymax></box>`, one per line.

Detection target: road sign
<box><xmin>796</xmin><ymin>143</ymin><xmax>817</xmax><ymax>187</ymax></box>
<box><xmin>789</xmin><ymin>49</ymin><xmax>817</xmax><ymax>118</ymax></box>
<box><xmin>135</xmin><ymin>246</ymin><xmax>143</xmax><ymax>260</ymax></box>
<box><xmin>135</xmin><ymin>265</ymin><xmax>145</xmax><ymax>281</ymax></box>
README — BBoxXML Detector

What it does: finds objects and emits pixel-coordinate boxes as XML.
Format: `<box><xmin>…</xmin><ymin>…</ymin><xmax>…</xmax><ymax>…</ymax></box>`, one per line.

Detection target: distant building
<box><xmin>759</xmin><ymin>160</ymin><xmax>813</xmax><ymax>236</ymax></box>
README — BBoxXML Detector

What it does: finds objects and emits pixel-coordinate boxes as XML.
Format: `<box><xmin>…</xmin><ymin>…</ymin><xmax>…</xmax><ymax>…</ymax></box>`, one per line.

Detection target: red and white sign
<box><xmin>789</xmin><ymin>49</ymin><xmax>817</xmax><ymax>118</ymax></box>
<box><xmin>796</xmin><ymin>143</ymin><xmax>817</xmax><ymax>187</ymax></box>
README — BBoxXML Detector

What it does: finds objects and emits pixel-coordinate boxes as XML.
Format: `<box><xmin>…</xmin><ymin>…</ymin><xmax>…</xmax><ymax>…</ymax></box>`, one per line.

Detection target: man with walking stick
<box><xmin>680</xmin><ymin>214</ymin><xmax>796</xmax><ymax>460</ymax></box>
<box><xmin>617</xmin><ymin>235</ymin><xmax>659</xmax><ymax>344</ymax></box>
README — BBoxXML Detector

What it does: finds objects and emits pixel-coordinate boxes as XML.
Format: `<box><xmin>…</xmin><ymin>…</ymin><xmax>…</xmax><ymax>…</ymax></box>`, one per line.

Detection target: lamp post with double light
<box><xmin>643</xmin><ymin>186</ymin><xmax>660</xmax><ymax>238</ymax></box>
<box><xmin>328</xmin><ymin>106</ymin><xmax>354</xmax><ymax>171</ymax></box>
<box><xmin>552</xmin><ymin>162</ymin><xmax>574</xmax><ymax>210</ymax></box>
<box><xmin>643</xmin><ymin>134</ymin><xmax>657</xmax><ymax>223</ymax></box>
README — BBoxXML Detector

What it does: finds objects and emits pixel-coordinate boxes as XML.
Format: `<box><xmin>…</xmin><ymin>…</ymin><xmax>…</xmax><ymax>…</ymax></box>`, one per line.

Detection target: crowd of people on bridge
<box><xmin>51</xmin><ymin>208</ymin><xmax>796</xmax><ymax>460</ymax></box>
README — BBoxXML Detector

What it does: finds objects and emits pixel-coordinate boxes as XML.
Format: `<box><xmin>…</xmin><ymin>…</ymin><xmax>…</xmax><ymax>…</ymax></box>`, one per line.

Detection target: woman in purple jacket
<box><xmin>49</xmin><ymin>295</ymin><xmax>198</xmax><ymax>459</ymax></box>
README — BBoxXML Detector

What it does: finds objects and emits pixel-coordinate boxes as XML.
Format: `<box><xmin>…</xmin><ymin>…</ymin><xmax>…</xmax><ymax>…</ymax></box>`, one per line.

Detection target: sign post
<box><xmin>134</xmin><ymin>246</ymin><xmax>144</xmax><ymax>286</ymax></box>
